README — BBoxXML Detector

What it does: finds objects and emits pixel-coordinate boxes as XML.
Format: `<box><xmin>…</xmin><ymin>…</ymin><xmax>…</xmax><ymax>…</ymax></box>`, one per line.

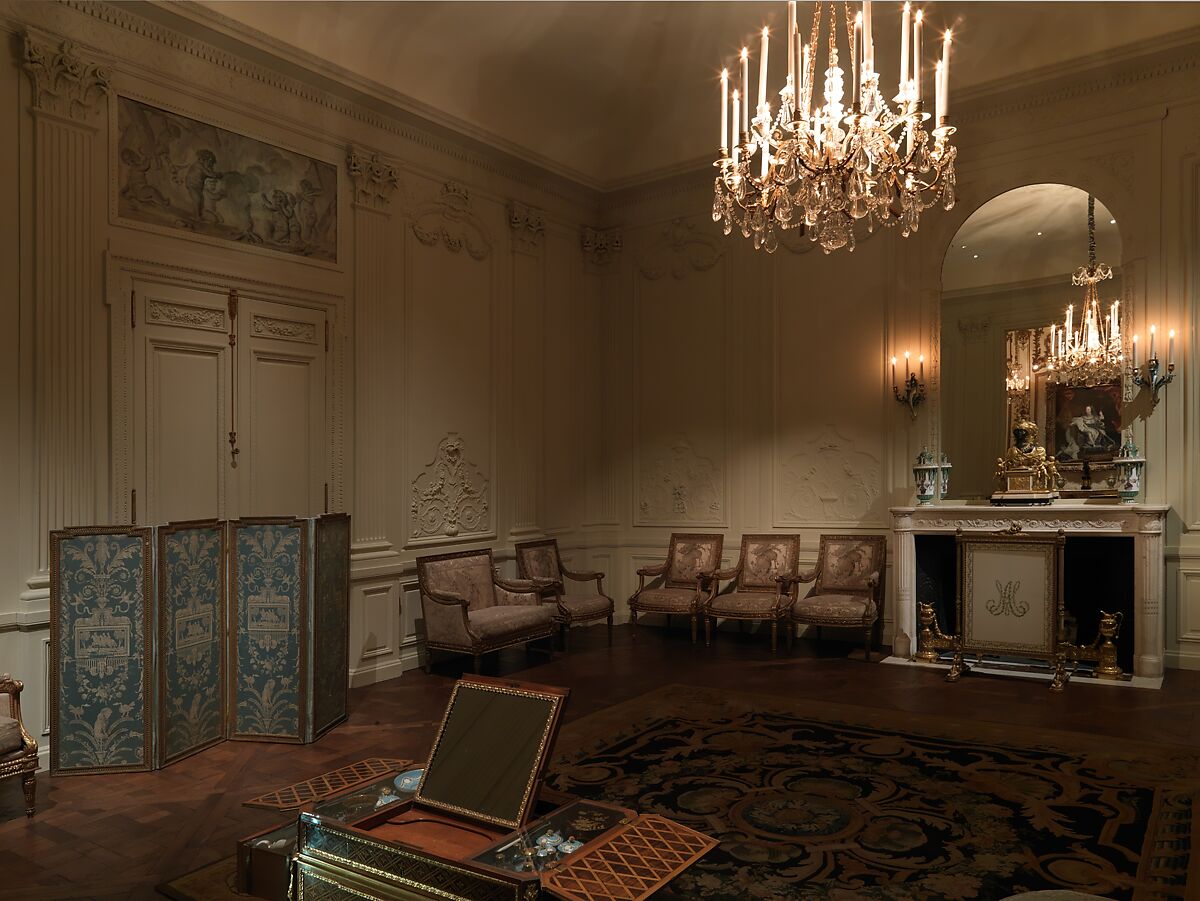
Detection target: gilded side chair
<box><xmin>628</xmin><ymin>533</ymin><xmax>724</xmax><ymax>644</ymax></box>
<box><xmin>515</xmin><ymin>539</ymin><xmax>614</xmax><ymax>650</ymax></box>
<box><xmin>703</xmin><ymin>534</ymin><xmax>801</xmax><ymax>653</ymax></box>
<box><xmin>0</xmin><ymin>674</ymin><xmax>38</xmax><ymax>817</ymax></box>
<box><xmin>416</xmin><ymin>548</ymin><xmax>557</xmax><ymax>674</ymax></box>
<box><xmin>787</xmin><ymin>534</ymin><xmax>888</xmax><ymax>661</ymax></box>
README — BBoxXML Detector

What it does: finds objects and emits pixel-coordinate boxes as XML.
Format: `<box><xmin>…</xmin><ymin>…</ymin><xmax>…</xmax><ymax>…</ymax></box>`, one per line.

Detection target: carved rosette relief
<box><xmin>639</xmin><ymin>436</ymin><xmax>723</xmax><ymax>523</ymax></box>
<box><xmin>411</xmin><ymin>182</ymin><xmax>491</xmax><ymax>260</ymax></box>
<box><xmin>23</xmin><ymin>32</ymin><xmax>111</xmax><ymax>121</ymax></box>
<box><xmin>507</xmin><ymin>201</ymin><xmax>545</xmax><ymax>253</ymax></box>
<box><xmin>781</xmin><ymin>427</ymin><xmax>882</xmax><ymax>523</ymax></box>
<box><xmin>957</xmin><ymin>315</ymin><xmax>993</xmax><ymax>344</ymax></box>
<box><xmin>347</xmin><ymin>147</ymin><xmax>399</xmax><ymax>211</ymax></box>
<box><xmin>410</xmin><ymin>434</ymin><xmax>490</xmax><ymax>538</ymax></box>
<box><xmin>638</xmin><ymin>220</ymin><xmax>722</xmax><ymax>280</ymax></box>
<box><xmin>581</xmin><ymin>227</ymin><xmax>622</xmax><ymax>267</ymax></box>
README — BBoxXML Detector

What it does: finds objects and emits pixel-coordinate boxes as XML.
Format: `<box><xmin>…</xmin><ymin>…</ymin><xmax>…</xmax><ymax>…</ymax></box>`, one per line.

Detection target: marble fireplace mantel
<box><xmin>890</xmin><ymin>503</ymin><xmax>1170</xmax><ymax>678</ymax></box>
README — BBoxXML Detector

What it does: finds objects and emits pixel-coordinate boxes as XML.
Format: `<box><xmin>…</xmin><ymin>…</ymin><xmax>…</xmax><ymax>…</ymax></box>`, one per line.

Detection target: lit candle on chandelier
<box><xmin>720</xmin><ymin>69</ymin><xmax>729</xmax><ymax>151</ymax></box>
<box><xmin>941</xmin><ymin>30</ymin><xmax>952</xmax><ymax>119</ymax></box>
<box><xmin>913</xmin><ymin>10</ymin><xmax>923</xmax><ymax>103</ymax></box>
<box><xmin>731</xmin><ymin>90</ymin><xmax>741</xmax><ymax>160</ymax></box>
<box><xmin>759</xmin><ymin>27</ymin><xmax>770</xmax><ymax>109</ymax></box>
<box><xmin>1132</xmin><ymin>334</ymin><xmax>1139</xmax><ymax>369</ymax></box>
<box><xmin>863</xmin><ymin>0</ymin><xmax>874</xmax><ymax>72</ymax></box>
<box><xmin>801</xmin><ymin>43</ymin><xmax>810</xmax><ymax>117</ymax></box>
<box><xmin>854</xmin><ymin>12</ymin><xmax>862</xmax><ymax>107</ymax></box>
<box><xmin>740</xmin><ymin>48</ymin><xmax>750</xmax><ymax>133</ymax></box>
<box><xmin>900</xmin><ymin>2</ymin><xmax>911</xmax><ymax>94</ymax></box>
<box><xmin>934</xmin><ymin>60</ymin><xmax>943</xmax><ymax>124</ymax></box>
<box><xmin>788</xmin><ymin>1</ymin><xmax>797</xmax><ymax>92</ymax></box>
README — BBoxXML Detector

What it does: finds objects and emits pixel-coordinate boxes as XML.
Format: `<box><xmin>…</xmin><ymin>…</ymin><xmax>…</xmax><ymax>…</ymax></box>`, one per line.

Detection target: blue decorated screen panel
<box><xmin>231</xmin><ymin>519</ymin><xmax>308</xmax><ymax>741</ymax></box>
<box><xmin>50</xmin><ymin>529</ymin><xmax>153</xmax><ymax>775</ymax></box>
<box><xmin>158</xmin><ymin>521</ymin><xmax>226</xmax><ymax>764</ymax></box>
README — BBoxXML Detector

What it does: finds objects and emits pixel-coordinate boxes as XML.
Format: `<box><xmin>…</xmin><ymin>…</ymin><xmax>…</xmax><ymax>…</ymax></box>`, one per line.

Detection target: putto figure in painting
<box><xmin>117</xmin><ymin>97</ymin><xmax>337</xmax><ymax>261</ymax></box>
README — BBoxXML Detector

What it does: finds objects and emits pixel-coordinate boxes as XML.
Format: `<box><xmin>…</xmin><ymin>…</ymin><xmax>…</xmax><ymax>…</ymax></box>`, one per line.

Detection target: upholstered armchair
<box><xmin>628</xmin><ymin>533</ymin><xmax>724</xmax><ymax>644</ymax></box>
<box><xmin>787</xmin><ymin>534</ymin><xmax>887</xmax><ymax>661</ymax></box>
<box><xmin>416</xmin><ymin>548</ymin><xmax>557</xmax><ymax>674</ymax></box>
<box><xmin>703</xmin><ymin>534</ymin><xmax>801</xmax><ymax>653</ymax></box>
<box><xmin>515</xmin><ymin>539</ymin><xmax>614</xmax><ymax>650</ymax></box>
<box><xmin>0</xmin><ymin>674</ymin><xmax>38</xmax><ymax>817</ymax></box>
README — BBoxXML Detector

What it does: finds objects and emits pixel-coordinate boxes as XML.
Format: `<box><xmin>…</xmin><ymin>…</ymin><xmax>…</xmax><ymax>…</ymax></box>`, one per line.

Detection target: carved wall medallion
<box><xmin>638</xmin><ymin>220</ymin><xmax>722</xmax><ymax>280</ymax></box>
<box><xmin>146</xmin><ymin>299</ymin><xmax>225</xmax><ymax>331</ymax></box>
<box><xmin>638</xmin><ymin>436</ymin><xmax>723</xmax><ymax>523</ymax></box>
<box><xmin>347</xmin><ymin>147</ymin><xmax>399</xmax><ymax>211</ymax></box>
<box><xmin>581</xmin><ymin>227</ymin><xmax>622</xmax><ymax>267</ymax></box>
<box><xmin>251</xmin><ymin>315</ymin><xmax>317</xmax><ymax>343</ymax></box>
<box><xmin>957</xmin><ymin>315</ymin><xmax>993</xmax><ymax>343</ymax></box>
<box><xmin>23</xmin><ymin>32</ymin><xmax>111</xmax><ymax>121</ymax></box>
<box><xmin>507</xmin><ymin>201</ymin><xmax>545</xmax><ymax>253</ymax></box>
<box><xmin>411</xmin><ymin>182</ymin><xmax>491</xmax><ymax>260</ymax></box>
<box><xmin>410</xmin><ymin>434</ymin><xmax>490</xmax><ymax>538</ymax></box>
<box><xmin>781</xmin><ymin>427</ymin><xmax>882</xmax><ymax>523</ymax></box>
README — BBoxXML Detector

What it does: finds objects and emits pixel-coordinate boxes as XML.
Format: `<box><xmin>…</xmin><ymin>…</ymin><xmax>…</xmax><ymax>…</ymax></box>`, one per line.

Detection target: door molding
<box><xmin>107</xmin><ymin>251</ymin><xmax>347</xmax><ymax>525</ymax></box>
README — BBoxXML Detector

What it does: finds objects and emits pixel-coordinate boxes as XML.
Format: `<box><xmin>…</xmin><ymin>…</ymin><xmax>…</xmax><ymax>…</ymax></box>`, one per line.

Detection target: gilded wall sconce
<box><xmin>891</xmin><ymin>350</ymin><xmax>926</xmax><ymax>419</ymax></box>
<box><xmin>1132</xmin><ymin>325</ymin><xmax>1175</xmax><ymax>406</ymax></box>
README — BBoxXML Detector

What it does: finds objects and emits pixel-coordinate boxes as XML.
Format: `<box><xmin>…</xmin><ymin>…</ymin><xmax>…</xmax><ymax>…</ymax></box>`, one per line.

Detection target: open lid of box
<box><xmin>415</xmin><ymin>676</ymin><xmax>569</xmax><ymax>831</ymax></box>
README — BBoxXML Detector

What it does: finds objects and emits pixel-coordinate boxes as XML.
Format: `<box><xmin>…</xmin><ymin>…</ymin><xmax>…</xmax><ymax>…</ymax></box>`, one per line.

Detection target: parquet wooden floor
<box><xmin>2</xmin><ymin>623</ymin><xmax>1197</xmax><ymax>901</ymax></box>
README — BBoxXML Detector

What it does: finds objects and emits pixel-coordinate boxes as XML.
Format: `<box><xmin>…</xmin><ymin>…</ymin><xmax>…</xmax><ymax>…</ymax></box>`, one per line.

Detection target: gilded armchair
<box><xmin>0</xmin><ymin>674</ymin><xmax>38</xmax><ymax>817</ymax></box>
<box><xmin>515</xmin><ymin>539</ymin><xmax>614</xmax><ymax>650</ymax></box>
<box><xmin>628</xmin><ymin>533</ymin><xmax>723</xmax><ymax>644</ymax></box>
<box><xmin>787</xmin><ymin>534</ymin><xmax>887</xmax><ymax>661</ymax></box>
<box><xmin>703</xmin><ymin>534</ymin><xmax>801</xmax><ymax>653</ymax></box>
<box><xmin>417</xmin><ymin>549</ymin><xmax>557</xmax><ymax>674</ymax></box>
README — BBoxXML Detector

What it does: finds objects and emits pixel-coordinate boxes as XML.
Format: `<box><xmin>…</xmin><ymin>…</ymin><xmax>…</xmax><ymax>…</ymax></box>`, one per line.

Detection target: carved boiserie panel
<box><xmin>638</xmin><ymin>436</ymin><xmax>723</xmax><ymax>524</ymax></box>
<box><xmin>252</xmin><ymin>314</ymin><xmax>318</xmax><ymax>343</ymax></box>
<box><xmin>146</xmin><ymin>299</ymin><xmax>226</xmax><ymax>332</ymax></box>
<box><xmin>410</xmin><ymin>434</ymin><xmax>490</xmax><ymax>540</ymax></box>
<box><xmin>780</xmin><ymin>427</ymin><xmax>882</xmax><ymax>525</ymax></box>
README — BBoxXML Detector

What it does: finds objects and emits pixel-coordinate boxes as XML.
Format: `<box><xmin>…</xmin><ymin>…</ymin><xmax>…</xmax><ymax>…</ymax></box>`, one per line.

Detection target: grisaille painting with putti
<box><xmin>116</xmin><ymin>96</ymin><xmax>337</xmax><ymax>261</ymax></box>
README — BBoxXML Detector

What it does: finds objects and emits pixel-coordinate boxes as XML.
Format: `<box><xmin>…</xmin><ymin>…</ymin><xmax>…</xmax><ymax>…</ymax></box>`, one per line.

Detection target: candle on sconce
<box><xmin>891</xmin><ymin>355</ymin><xmax>898</xmax><ymax>389</ymax></box>
<box><xmin>904</xmin><ymin>350</ymin><xmax>911</xmax><ymax>379</ymax></box>
<box><xmin>1169</xmin><ymin>328</ymin><xmax>1175</xmax><ymax>364</ymax></box>
<box><xmin>1150</xmin><ymin>324</ymin><xmax>1157</xmax><ymax>360</ymax></box>
<box><xmin>1132</xmin><ymin>334</ymin><xmax>1139</xmax><ymax>369</ymax></box>
<box><xmin>919</xmin><ymin>353</ymin><xmax>925</xmax><ymax>381</ymax></box>
<box><xmin>720</xmin><ymin>69</ymin><xmax>729</xmax><ymax>150</ymax></box>
<box><xmin>913</xmin><ymin>9</ymin><xmax>923</xmax><ymax>103</ymax></box>
<box><xmin>740</xmin><ymin>48</ymin><xmax>749</xmax><ymax>133</ymax></box>
<box><xmin>759</xmin><ymin>27</ymin><xmax>770</xmax><ymax>109</ymax></box>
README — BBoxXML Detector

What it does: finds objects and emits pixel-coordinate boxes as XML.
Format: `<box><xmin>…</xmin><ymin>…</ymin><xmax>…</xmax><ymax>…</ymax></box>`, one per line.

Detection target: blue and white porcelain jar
<box><xmin>914</xmin><ymin>448</ymin><xmax>939</xmax><ymax>506</ymax></box>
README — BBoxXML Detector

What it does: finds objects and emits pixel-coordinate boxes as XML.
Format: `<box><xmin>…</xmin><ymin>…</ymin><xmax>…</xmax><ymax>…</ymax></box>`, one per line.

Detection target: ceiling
<box><xmin>185</xmin><ymin>1</ymin><xmax>1200</xmax><ymax>189</ymax></box>
<box><xmin>941</xmin><ymin>184</ymin><xmax>1120</xmax><ymax>293</ymax></box>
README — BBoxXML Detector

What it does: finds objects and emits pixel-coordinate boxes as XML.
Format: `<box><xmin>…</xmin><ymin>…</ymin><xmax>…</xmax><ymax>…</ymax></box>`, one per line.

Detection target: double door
<box><xmin>130</xmin><ymin>277</ymin><xmax>328</xmax><ymax>524</ymax></box>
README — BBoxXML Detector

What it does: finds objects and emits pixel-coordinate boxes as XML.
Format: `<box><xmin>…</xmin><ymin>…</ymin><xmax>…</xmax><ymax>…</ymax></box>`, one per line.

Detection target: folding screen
<box><xmin>50</xmin><ymin>527</ymin><xmax>154</xmax><ymax>775</ymax></box>
<box><xmin>50</xmin><ymin>514</ymin><xmax>350</xmax><ymax>772</ymax></box>
<box><xmin>157</xmin><ymin>519</ymin><xmax>226</xmax><ymax>766</ymax></box>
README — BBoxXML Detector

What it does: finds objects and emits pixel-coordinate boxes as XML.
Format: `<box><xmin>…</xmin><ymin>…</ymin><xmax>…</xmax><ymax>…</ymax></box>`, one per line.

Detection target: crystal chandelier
<box><xmin>713</xmin><ymin>1</ymin><xmax>958</xmax><ymax>254</ymax></box>
<box><xmin>1042</xmin><ymin>195</ymin><xmax>1124</xmax><ymax>386</ymax></box>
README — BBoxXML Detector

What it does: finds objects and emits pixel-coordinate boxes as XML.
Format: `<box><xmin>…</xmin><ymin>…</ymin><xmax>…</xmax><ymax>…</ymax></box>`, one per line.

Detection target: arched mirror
<box><xmin>940</xmin><ymin>184</ymin><xmax>1124</xmax><ymax>499</ymax></box>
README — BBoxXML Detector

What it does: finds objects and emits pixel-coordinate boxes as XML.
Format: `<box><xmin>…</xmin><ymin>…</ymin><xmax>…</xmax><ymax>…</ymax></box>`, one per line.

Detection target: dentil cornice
<box><xmin>22</xmin><ymin>28</ymin><xmax>110</xmax><ymax>121</ymax></box>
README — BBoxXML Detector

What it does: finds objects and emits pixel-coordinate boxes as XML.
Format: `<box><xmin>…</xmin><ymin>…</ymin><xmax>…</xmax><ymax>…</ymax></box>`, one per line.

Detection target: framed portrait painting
<box><xmin>1047</xmin><ymin>381</ymin><xmax>1122</xmax><ymax>466</ymax></box>
<box><xmin>956</xmin><ymin>531</ymin><xmax>1064</xmax><ymax>661</ymax></box>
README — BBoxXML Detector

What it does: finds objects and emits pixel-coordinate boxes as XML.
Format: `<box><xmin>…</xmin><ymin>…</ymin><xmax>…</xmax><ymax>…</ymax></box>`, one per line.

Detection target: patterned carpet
<box><xmin>545</xmin><ymin>685</ymin><xmax>1198</xmax><ymax>901</ymax></box>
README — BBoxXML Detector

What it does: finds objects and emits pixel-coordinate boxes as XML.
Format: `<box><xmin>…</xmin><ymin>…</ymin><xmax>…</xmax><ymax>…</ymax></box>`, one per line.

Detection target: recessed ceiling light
<box><xmin>973</xmin><ymin>254</ymin><xmax>979</xmax><ymax>259</ymax></box>
<box><xmin>1036</xmin><ymin>231</ymin><xmax>1043</xmax><ymax>236</ymax></box>
<box><xmin>960</xmin><ymin>244</ymin><xmax>966</xmax><ymax>249</ymax></box>
<box><xmin>1110</xmin><ymin>218</ymin><xmax>1116</xmax><ymax>224</ymax></box>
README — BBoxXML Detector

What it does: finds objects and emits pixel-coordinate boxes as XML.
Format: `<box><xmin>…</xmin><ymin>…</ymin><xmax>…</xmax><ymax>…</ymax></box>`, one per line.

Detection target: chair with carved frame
<box><xmin>417</xmin><ymin>548</ymin><xmax>558</xmax><ymax>674</ymax></box>
<box><xmin>702</xmin><ymin>534</ymin><xmax>801</xmax><ymax>653</ymax></box>
<box><xmin>515</xmin><ymin>539</ymin><xmax>614</xmax><ymax>650</ymax></box>
<box><xmin>628</xmin><ymin>533</ymin><xmax>724</xmax><ymax>644</ymax></box>
<box><xmin>0</xmin><ymin>674</ymin><xmax>38</xmax><ymax>817</ymax></box>
<box><xmin>786</xmin><ymin>534</ymin><xmax>887</xmax><ymax>661</ymax></box>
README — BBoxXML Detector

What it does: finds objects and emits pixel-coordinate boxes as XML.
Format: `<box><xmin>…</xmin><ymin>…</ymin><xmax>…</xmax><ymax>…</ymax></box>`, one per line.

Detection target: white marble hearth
<box><xmin>890</xmin><ymin>503</ymin><xmax>1170</xmax><ymax>678</ymax></box>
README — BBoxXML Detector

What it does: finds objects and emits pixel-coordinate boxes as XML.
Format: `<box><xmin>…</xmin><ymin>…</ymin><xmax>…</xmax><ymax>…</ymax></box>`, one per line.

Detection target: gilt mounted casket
<box><xmin>291</xmin><ymin>676</ymin><xmax>716</xmax><ymax>901</ymax></box>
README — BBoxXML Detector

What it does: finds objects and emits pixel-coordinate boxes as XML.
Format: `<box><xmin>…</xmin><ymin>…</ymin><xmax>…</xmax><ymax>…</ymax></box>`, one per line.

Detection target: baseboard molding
<box><xmin>1165</xmin><ymin>649</ymin><xmax>1200</xmax><ymax>671</ymax></box>
<box><xmin>348</xmin><ymin>657</ymin><xmax>410</xmax><ymax>688</ymax></box>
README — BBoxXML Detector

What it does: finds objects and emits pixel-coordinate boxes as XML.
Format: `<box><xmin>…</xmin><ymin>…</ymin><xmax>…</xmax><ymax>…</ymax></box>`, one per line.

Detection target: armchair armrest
<box><xmin>493</xmin><ymin>577</ymin><xmax>542</xmax><ymax>606</ymax></box>
<box><xmin>0</xmin><ymin>673</ymin><xmax>25</xmax><ymax>725</ymax></box>
<box><xmin>421</xmin><ymin>586</ymin><xmax>472</xmax><ymax>608</ymax></box>
<box><xmin>562</xmin><ymin>568</ymin><xmax>603</xmax><ymax>582</ymax></box>
<box><xmin>703</xmin><ymin>565</ymin><xmax>741</xmax><ymax>583</ymax></box>
<box><xmin>636</xmin><ymin>562</ymin><xmax>667</xmax><ymax>577</ymax></box>
<box><xmin>418</xmin><ymin>591</ymin><xmax>473</xmax><ymax>649</ymax></box>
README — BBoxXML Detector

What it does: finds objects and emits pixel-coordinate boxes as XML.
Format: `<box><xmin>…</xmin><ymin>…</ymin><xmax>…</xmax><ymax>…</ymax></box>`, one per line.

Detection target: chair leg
<box><xmin>630</xmin><ymin>609</ymin><xmax>638</xmax><ymax>638</ymax></box>
<box><xmin>473</xmin><ymin>654</ymin><xmax>482</xmax><ymax>675</ymax></box>
<box><xmin>607</xmin><ymin>614</ymin><xmax>613</xmax><ymax>644</ymax></box>
<box><xmin>562</xmin><ymin>623</ymin><xmax>571</xmax><ymax>652</ymax></box>
<box><xmin>704</xmin><ymin>615</ymin><xmax>712</xmax><ymax>647</ymax></box>
<box><xmin>22</xmin><ymin>772</ymin><xmax>35</xmax><ymax>818</ymax></box>
<box><xmin>786</xmin><ymin>622</ymin><xmax>794</xmax><ymax>653</ymax></box>
<box><xmin>690</xmin><ymin>614</ymin><xmax>698</xmax><ymax>644</ymax></box>
<box><xmin>771</xmin><ymin>621</ymin><xmax>779</xmax><ymax>654</ymax></box>
<box><xmin>864</xmin><ymin>627</ymin><xmax>873</xmax><ymax>662</ymax></box>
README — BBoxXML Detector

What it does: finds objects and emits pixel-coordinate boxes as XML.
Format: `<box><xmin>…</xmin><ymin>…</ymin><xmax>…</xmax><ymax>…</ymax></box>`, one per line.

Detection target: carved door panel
<box><xmin>131</xmin><ymin>279</ymin><xmax>231</xmax><ymax>525</ymax></box>
<box><xmin>236</xmin><ymin>297</ymin><xmax>327</xmax><ymax>518</ymax></box>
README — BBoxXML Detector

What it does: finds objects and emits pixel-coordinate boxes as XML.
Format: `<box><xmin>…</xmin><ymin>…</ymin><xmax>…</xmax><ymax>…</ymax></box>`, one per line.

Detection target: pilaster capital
<box><xmin>581</xmin><ymin>226</ymin><xmax>622</xmax><ymax>267</ymax></box>
<box><xmin>507</xmin><ymin>201</ymin><xmax>545</xmax><ymax>254</ymax></box>
<box><xmin>22</xmin><ymin>30</ymin><xmax>110</xmax><ymax>122</ymax></box>
<box><xmin>347</xmin><ymin>146</ymin><xmax>400</xmax><ymax>212</ymax></box>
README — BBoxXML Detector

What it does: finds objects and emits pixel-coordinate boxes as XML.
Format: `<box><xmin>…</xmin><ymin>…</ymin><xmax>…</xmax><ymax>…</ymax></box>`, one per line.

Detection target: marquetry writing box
<box><xmin>291</xmin><ymin>675</ymin><xmax>717</xmax><ymax>901</ymax></box>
